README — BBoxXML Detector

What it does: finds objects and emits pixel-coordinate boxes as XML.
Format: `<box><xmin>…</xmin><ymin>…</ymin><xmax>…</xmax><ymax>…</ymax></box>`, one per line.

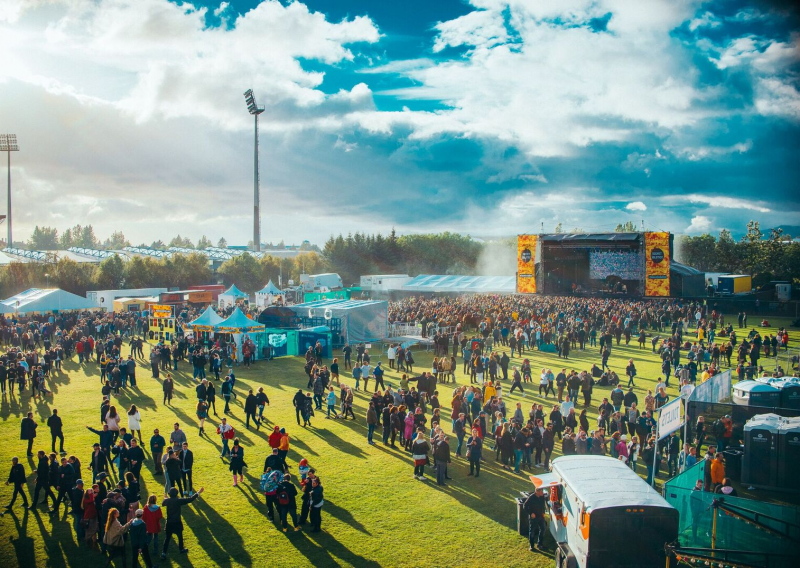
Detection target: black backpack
<box><xmin>277</xmin><ymin>490</ymin><xmax>290</xmax><ymax>505</ymax></box>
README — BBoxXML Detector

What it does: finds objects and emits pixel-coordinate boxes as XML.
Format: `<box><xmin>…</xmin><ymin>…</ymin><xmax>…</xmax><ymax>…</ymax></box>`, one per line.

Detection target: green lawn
<box><xmin>0</xmin><ymin>317</ymin><xmax>796</xmax><ymax>567</ymax></box>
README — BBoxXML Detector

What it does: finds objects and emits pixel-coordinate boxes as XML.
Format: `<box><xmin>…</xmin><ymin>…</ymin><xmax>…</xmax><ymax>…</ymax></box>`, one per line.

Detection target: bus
<box><xmin>530</xmin><ymin>455</ymin><xmax>678</xmax><ymax>568</ymax></box>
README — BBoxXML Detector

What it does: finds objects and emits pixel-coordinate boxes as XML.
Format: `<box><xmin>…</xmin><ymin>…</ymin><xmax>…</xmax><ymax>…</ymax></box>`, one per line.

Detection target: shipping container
<box><xmin>717</xmin><ymin>274</ymin><xmax>752</xmax><ymax>295</ymax></box>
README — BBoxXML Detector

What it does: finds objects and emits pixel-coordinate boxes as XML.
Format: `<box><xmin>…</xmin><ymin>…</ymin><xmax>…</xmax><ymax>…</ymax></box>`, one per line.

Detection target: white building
<box><xmin>87</xmin><ymin>288</ymin><xmax>168</xmax><ymax>311</ymax></box>
<box><xmin>359</xmin><ymin>274</ymin><xmax>411</xmax><ymax>292</ymax></box>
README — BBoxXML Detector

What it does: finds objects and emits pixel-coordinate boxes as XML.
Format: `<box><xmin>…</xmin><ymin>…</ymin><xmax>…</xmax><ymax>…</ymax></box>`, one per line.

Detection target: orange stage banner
<box><xmin>645</xmin><ymin>232</ymin><xmax>670</xmax><ymax>297</ymax></box>
<box><xmin>517</xmin><ymin>235</ymin><xmax>537</xmax><ymax>294</ymax></box>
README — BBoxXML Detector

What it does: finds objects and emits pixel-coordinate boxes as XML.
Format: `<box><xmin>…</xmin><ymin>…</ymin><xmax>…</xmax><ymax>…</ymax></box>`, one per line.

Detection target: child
<box><xmin>298</xmin><ymin>458</ymin><xmax>310</xmax><ymax>485</ymax></box>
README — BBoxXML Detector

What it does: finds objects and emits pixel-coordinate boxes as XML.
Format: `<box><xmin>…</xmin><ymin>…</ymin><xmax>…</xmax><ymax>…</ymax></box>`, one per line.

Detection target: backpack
<box><xmin>277</xmin><ymin>490</ymin><xmax>290</xmax><ymax>506</ymax></box>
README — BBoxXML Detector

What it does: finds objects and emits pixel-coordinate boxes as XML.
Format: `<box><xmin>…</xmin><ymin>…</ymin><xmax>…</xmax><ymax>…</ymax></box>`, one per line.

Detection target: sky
<box><xmin>0</xmin><ymin>0</ymin><xmax>798</xmax><ymax>247</ymax></box>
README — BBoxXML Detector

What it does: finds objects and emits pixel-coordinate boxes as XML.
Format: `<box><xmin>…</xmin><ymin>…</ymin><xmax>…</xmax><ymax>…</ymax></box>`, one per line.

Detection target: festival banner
<box><xmin>517</xmin><ymin>234</ymin><xmax>537</xmax><ymax>294</ymax></box>
<box><xmin>645</xmin><ymin>232</ymin><xmax>670</xmax><ymax>297</ymax></box>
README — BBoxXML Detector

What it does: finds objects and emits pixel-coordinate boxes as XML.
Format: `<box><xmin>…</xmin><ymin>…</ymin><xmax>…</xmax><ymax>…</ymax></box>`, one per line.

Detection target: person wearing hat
<box><xmin>161</xmin><ymin>485</ymin><xmax>204</xmax><ymax>559</ymax></box>
<box><xmin>130</xmin><ymin>507</ymin><xmax>155</xmax><ymax>568</ymax></box>
<box><xmin>277</xmin><ymin>473</ymin><xmax>300</xmax><ymax>532</ymax></box>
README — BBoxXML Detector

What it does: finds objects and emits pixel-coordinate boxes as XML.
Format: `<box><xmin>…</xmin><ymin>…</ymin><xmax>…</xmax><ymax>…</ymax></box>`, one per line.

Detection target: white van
<box><xmin>531</xmin><ymin>455</ymin><xmax>678</xmax><ymax>567</ymax></box>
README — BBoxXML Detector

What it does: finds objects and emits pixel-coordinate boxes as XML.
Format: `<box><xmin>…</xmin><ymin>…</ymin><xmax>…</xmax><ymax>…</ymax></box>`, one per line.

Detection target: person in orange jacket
<box><xmin>710</xmin><ymin>453</ymin><xmax>725</xmax><ymax>487</ymax></box>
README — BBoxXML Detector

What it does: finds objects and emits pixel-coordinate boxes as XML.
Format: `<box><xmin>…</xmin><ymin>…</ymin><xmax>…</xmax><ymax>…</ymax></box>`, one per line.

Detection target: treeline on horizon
<box><xmin>0</xmin><ymin>222</ymin><xmax>796</xmax><ymax>299</ymax></box>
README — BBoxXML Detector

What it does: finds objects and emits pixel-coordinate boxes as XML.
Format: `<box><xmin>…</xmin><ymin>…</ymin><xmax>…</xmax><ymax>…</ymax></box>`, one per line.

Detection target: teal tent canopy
<box><xmin>222</xmin><ymin>284</ymin><xmax>248</xmax><ymax>298</ymax></box>
<box><xmin>257</xmin><ymin>281</ymin><xmax>282</xmax><ymax>295</ymax></box>
<box><xmin>189</xmin><ymin>306</ymin><xmax>224</xmax><ymax>330</ymax></box>
<box><xmin>217</xmin><ymin>307</ymin><xmax>265</xmax><ymax>332</ymax></box>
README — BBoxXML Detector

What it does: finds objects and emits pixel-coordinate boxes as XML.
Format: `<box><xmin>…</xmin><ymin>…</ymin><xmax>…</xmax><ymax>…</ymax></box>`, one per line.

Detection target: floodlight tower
<box><xmin>0</xmin><ymin>134</ymin><xmax>18</xmax><ymax>248</ymax></box>
<box><xmin>243</xmin><ymin>90</ymin><xmax>265</xmax><ymax>253</ymax></box>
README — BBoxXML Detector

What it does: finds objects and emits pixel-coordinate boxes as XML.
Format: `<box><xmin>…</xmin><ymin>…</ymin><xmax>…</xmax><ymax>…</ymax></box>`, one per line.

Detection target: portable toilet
<box><xmin>733</xmin><ymin>380</ymin><xmax>781</xmax><ymax>407</ymax></box>
<box><xmin>777</xmin><ymin>417</ymin><xmax>800</xmax><ymax>492</ymax></box>
<box><xmin>742</xmin><ymin>414</ymin><xmax>782</xmax><ymax>487</ymax></box>
<box><xmin>779</xmin><ymin>380</ymin><xmax>800</xmax><ymax>410</ymax></box>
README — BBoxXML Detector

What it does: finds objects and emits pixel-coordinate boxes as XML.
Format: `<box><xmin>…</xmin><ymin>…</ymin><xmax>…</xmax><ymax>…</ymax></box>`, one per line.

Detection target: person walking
<box><xmin>31</xmin><ymin>450</ymin><xmax>56</xmax><ymax>510</ymax></box>
<box><xmin>325</xmin><ymin>387</ymin><xmax>339</xmax><ymax>419</ymax></box>
<box><xmin>625</xmin><ymin>359</ymin><xmax>637</xmax><ymax>388</ymax></box>
<box><xmin>216</xmin><ymin>418</ymin><xmax>234</xmax><ymax>459</ymax></box>
<box><xmin>142</xmin><ymin>494</ymin><xmax>163</xmax><ymax>558</ymax></box>
<box><xmin>196</xmin><ymin>400</ymin><xmax>209</xmax><ymax>436</ymax></box>
<box><xmin>221</xmin><ymin>375</ymin><xmax>233</xmax><ymax>414</ymax></box>
<box><xmin>4</xmin><ymin>457</ymin><xmax>29</xmax><ymax>510</ymax></box>
<box><xmin>21</xmin><ymin>412</ymin><xmax>38</xmax><ymax>457</ymax></box>
<box><xmin>244</xmin><ymin>389</ymin><xmax>261</xmax><ymax>430</ymax></box>
<box><xmin>229</xmin><ymin>438</ymin><xmax>245</xmax><ymax>487</ymax></box>
<box><xmin>256</xmin><ymin>387</ymin><xmax>270</xmax><ymax>423</ymax></box>
<box><xmin>162</xmin><ymin>374</ymin><xmax>174</xmax><ymax>405</ymax></box>
<box><xmin>47</xmin><ymin>409</ymin><xmax>65</xmax><ymax>454</ymax></box>
<box><xmin>127</xmin><ymin>405</ymin><xmax>143</xmax><ymax>444</ymax></box>
<box><xmin>129</xmin><ymin>507</ymin><xmax>155</xmax><ymax>568</ymax></box>
<box><xmin>160</xmin><ymin>486</ymin><xmax>204</xmax><ymax>560</ymax></box>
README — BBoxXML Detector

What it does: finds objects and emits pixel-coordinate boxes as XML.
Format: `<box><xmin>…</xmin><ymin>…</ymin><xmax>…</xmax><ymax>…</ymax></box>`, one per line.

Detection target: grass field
<box><xmin>0</xmin><ymin>317</ymin><xmax>797</xmax><ymax>567</ymax></box>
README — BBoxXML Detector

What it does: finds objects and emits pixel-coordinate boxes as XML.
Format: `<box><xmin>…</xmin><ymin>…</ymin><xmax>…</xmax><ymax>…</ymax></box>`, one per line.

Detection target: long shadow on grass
<box><xmin>304</xmin><ymin>426</ymin><xmax>368</xmax><ymax>459</ymax></box>
<box><xmin>183</xmin><ymin>496</ymin><xmax>252</xmax><ymax>567</ymax></box>
<box><xmin>323</xmin><ymin>499</ymin><xmax>371</xmax><ymax>535</ymax></box>
<box><xmin>4</xmin><ymin>509</ymin><xmax>37</xmax><ymax>567</ymax></box>
<box><xmin>292</xmin><ymin>530</ymin><xmax>381</xmax><ymax>568</ymax></box>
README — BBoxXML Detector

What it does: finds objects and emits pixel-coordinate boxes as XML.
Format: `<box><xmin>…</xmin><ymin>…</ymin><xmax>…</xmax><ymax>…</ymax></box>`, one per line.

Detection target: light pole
<box><xmin>0</xmin><ymin>134</ymin><xmax>19</xmax><ymax>248</ymax></box>
<box><xmin>243</xmin><ymin>90</ymin><xmax>265</xmax><ymax>253</ymax></box>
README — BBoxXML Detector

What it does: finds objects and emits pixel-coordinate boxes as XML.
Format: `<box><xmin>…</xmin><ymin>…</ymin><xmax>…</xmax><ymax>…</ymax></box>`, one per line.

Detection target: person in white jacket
<box><xmin>127</xmin><ymin>404</ymin><xmax>143</xmax><ymax>443</ymax></box>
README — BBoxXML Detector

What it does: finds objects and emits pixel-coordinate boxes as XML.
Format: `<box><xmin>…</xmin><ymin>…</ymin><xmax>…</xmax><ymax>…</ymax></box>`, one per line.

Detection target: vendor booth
<box><xmin>218</xmin><ymin>284</ymin><xmax>250</xmax><ymax>309</ymax></box>
<box><xmin>188</xmin><ymin>306</ymin><xmax>224</xmax><ymax>344</ymax></box>
<box><xmin>216</xmin><ymin>307</ymin><xmax>266</xmax><ymax>360</ymax></box>
<box><xmin>255</xmin><ymin>281</ymin><xmax>284</xmax><ymax>308</ymax></box>
<box><xmin>289</xmin><ymin>299</ymin><xmax>388</xmax><ymax>345</ymax></box>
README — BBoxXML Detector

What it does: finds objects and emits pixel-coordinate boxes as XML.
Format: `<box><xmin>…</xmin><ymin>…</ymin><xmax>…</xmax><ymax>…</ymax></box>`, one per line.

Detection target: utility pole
<box><xmin>0</xmin><ymin>134</ymin><xmax>19</xmax><ymax>247</ymax></box>
<box><xmin>243</xmin><ymin>90</ymin><xmax>265</xmax><ymax>252</ymax></box>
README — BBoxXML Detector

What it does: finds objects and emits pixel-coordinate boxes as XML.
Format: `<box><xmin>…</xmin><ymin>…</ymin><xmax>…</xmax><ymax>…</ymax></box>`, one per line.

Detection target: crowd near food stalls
<box><xmin>255</xmin><ymin>281</ymin><xmax>284</xmax><ymax>308</ymax></box>
<box><xmin>86</xmin><ymin>288</ymin><xmax>168</xmax><ymax>311</ymax></box>
<box><xmin>218</xmin><ymin>284</ymin><xmax>250</xmax><ymax>309</ymax></box>
<box><xmin>288</xmin><ymin>299</ymin><xmax>388</xmax><ymax>346</ymax></box>
<box><xmin>1</xmin><ymin>288</ymin><xmax>100</xmax><ymax>314</ymax></box>
<box><xmin>216</xmin><ymin>307</ymin><xmax>266</xmax><ymax>360</ymax></box>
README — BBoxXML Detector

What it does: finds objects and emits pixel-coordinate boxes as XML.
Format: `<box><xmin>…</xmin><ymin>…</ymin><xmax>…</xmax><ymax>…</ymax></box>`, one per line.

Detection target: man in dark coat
<box><xmin>20</xmin><ymin>412</ymin><xmax>37</xmax><ymax>457</ymax></box>
<box><xmin>31</xmin><ymin>450</ymin><xmax>56</xmax><ymax>509</ymax></box>
<box><xmin>89</xmin><ymin>443</ymin><xmax>109</xmax><ymax>483</ymax></box>
<box><xmin>47</xmin><ymin>409</ymin><xmax>65</xmax><ymax>454</ymax></box>
<box><xmin>523</xmin><ymin>488</ymin><xmax>547</xmax><ymax>551</ymax></box>
<box><xmin>244</xmin><ymin>389</ymin><xmax>261</xmax><ymax>429</ymax></box>
<box><xmin>4</xmin><ymin>457</ymin><xmax>28</xmax><ymax>510</ymax></box>
<box><xmin>51</xmin><ymin>457</ymin><xmax>75</xmax><ymax>516</ymax></box>
<box><xmin>161</xmin><ymin>486</ymin><xmax>204</xmax><ymax>559</ymax></box>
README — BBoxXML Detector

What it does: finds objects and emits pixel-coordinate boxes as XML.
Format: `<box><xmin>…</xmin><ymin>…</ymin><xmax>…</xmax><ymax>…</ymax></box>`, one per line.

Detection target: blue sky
<box><xmin>0</xmin><ymin>0</ymin><xmax>798</xmax><ymax>246</ymax></box>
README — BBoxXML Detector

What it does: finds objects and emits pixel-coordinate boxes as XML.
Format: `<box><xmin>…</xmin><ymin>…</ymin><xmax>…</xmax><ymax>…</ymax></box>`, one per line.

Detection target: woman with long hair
<box><xmin>127</xmin><ymin>404</ymin><xmax>142</xmax><ymax>443</ymax></box>
<box><xmin>103</xmin><ymin>507</ymin><xmax>132</xmax><ymax>567</ymax></box>
<box><xmin>411</xmin><ymin>429</ymin><xmax>430</xmax><ymax>481</ymax></box>
<box><xmin>83</xmin><ymin>486</ymin><xmax>99</xmax><ymax>547</ymax></box>
<box><xmin>106</xmin><ymin>405</ymin><xmax>121</xmax><ymax>443</ymax></box>
<box><xmin>125</xmin><ymin>471</ymin><xmax>140</xmax><ymax>515</ymax></box>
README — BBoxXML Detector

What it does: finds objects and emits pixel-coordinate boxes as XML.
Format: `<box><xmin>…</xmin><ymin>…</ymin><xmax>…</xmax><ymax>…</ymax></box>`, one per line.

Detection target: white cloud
<box><xmin>625</xmin><ymin>201</ymin><xmax>647</xmax><ymax>211</ymax></box>
<box><xmin>675</xmin><ymin>140</ymin><xmax>753</xmax><ymax>161</ymax></box>
<box><xmin>755</xmin><ymin>78</ymin><xmax>800</xmax><ymax>120</ymax></box>
<box><xmin>685</xmin><ymin>194</ymin><xmax>771</xmax><ymax>213</ymax></box>
<box><xmin>433</xmin><ymin>9</ymin><xmax>508</xmax><ymax>53</ymax></box>
<box><xmin>686</xmin><ymin>215</ymin><xmax>713</xmax><ymax>233</ymax></box>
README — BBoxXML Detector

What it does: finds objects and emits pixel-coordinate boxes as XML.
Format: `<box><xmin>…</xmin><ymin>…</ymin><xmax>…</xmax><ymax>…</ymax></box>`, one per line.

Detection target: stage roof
<box><xmin>670</xmin><ymin>261</ymin><xmax>704</xmax><ymax>276</ymax></box>
<box><xmin>402</xmin><ymin>275</ymin><xmax>516</xmax><ymax>293</ymax></box>
<box><xmin>539</xmin><ymin>233</ymin><xmax>641</xmax><ymax>242</ymax></box>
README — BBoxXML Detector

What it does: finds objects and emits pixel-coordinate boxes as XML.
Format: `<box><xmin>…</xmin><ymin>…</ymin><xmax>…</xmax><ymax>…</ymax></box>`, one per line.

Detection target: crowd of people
<box><xmin>2</xmin><ymin>307</ymin><xmax>329</xmax><ymax>567</ymax></box>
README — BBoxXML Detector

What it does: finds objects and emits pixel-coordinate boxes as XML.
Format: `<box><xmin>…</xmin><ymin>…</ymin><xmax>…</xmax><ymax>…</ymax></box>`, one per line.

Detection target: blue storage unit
<box><xmin>298</xmin><ymin>326</ymin><xmax>332</xmax><ymax>358</ymax></box>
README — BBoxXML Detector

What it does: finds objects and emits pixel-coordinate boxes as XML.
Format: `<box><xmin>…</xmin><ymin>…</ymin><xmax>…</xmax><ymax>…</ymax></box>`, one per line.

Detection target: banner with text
<box><xmin>645</xmin><ymin>231</ymin><xmax>670</xmax><ymax>297</ymax></box>
<box><xmin>517</xmin><ymin>234</ymin><xmax>538</xmax><ymax>294</ymax></box>
<box><xmin>658</xmin><ymin>396</ymin><xmax>684</xmax><ymax>440</ymax></box>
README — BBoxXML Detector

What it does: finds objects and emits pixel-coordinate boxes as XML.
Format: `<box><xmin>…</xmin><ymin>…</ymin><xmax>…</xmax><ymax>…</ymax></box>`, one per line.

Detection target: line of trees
<box><xmin>323</xmin><ymin>230</ymin><xmax>483</xmax><ymax>285</ymax></box>
<box><xmin>677</xmin><ymin>222</ymin><xmax>800</xmax><ymax>286</ymax></box>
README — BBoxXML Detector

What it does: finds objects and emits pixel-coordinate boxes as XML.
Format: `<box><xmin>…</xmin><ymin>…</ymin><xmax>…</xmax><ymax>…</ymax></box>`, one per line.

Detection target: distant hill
<box><xmin>774</xmin><ymin>226</ymin><xmax>800</xmax><ymax>238</ymax></box>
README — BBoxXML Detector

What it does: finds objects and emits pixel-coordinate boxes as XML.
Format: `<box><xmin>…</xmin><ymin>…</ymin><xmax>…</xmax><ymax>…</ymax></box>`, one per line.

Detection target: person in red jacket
<box><xmin>141</xmin><ymin>494</ymin><xmax>163</xmax><ymax>557</ymax></box>
<box><xmin>268</xmin><ymin>426</ymin><xmax>281</xmax><ymax>450</ymax></box>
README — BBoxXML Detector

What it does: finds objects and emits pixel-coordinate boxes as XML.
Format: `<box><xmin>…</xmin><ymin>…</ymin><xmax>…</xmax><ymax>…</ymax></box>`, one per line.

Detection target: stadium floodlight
<box><xmin>0</xmin><ymin>134</ymin><xmax>19</xmax><ymax>248</ymax></box>
<box><xmin>243</xmin><ymin>90</ymin><xmax>265</xmax><ymax>253</ymax></box>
